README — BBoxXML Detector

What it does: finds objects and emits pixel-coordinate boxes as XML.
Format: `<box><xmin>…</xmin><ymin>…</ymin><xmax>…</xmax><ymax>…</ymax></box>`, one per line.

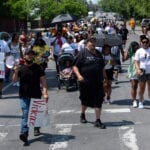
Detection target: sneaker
<box><xmin>34</xmin><ymin>127</ymin><xmax>41</xmax><ymax>136</ymax></box>
<box><xmin>13</xmin><ymin>83</ymin><xmax>17</xmax><ymax>86</ymax></box>
<box><xmin>19</xmin><ymin>133</ymin><xmax>29</xmax><ymax>146</ymax></box>
<box><xmin>94</xmin><ymin>119</ymin><xmax>106</xmax><ymax>129</ymax></box>
<box><xmin>113</xmin><ymin>78</ymin><xmax>118</xmax><ymax>84</ymax></box>
<box><xmin>133</xmin><ymin>100</ymin><xmax>137</xmax><ymax>108</ymax></box>
<box><xmin>143</xmin><ymin>99</ymin><xmax>146</xmax><ymax>104</ymax></box>
<box><xmin>16</xmin><ymin>82</ymin><xmax>20</xmax><ymax>87</ymax></box>
<box><xmin>106</xmin><ymin>96</ymin><xmax>112</xmax><ymax>104</ymax></box>
<box><xmin>138</xmin><ymin>102</ymin><xmax>144</xmax><ymax>109</ymax></box>
<box><xmin>80</xmin><ymin>113</ymin><xmax>87</xmax><ymax>123</ymax></box>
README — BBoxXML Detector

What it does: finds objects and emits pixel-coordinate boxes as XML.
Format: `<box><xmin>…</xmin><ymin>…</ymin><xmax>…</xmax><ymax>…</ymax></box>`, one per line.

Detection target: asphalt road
<box><xmin>1</xmin><ymin>29</ymin><xmax>150</xmax><ymax>150</ymax></box>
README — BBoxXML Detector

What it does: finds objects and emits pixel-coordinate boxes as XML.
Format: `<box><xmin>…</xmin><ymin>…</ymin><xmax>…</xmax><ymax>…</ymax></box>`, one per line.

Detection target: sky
<box><xmin>87</xmin><ymin>0</ymin><xmax>99</xmax><ymax>4</ymax></box>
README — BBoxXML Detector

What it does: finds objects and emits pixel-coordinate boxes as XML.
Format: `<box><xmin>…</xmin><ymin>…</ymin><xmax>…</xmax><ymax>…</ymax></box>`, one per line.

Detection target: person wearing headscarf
<box><xmin>124</xmin><ymin>41</ymin><xmax>140</xmax><ymax>107</ymax></box>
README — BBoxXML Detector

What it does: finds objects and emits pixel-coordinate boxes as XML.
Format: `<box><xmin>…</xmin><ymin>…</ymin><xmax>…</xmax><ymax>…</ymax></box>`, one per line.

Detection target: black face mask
<box><xmin>25</xmin><ymin>59</ymin><xmax>33</xmax><ymax>64</ymax></box>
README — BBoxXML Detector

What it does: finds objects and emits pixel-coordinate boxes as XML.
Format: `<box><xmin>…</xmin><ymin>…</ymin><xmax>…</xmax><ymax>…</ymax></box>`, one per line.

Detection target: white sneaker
<box><xmin>16</xmin><ymin>82</ymin><xmax>20</xmax><ymax>87</ymax></box>
<box><xmin>138</xmin><ymin>102</ymin><xmax>144</xmax><ymax>109</ymax></box>
<box><xmin>13</xmin><ymin>83</ymin><xmax>17</xmax><ymax>86</ymax></box>
<box><xmin>133</xmin><ymin>100</ymin><xmax>137</xmax><ymax>108</ymax></box>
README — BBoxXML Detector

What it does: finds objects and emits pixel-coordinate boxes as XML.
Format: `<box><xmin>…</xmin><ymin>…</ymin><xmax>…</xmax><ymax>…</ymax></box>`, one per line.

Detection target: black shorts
<box><xmin>138</xmin><ymin>73</ymin><xmax>150</xmax><ymax>82</ymax></box>
<box><xmin>0</xmin><ymin>79</ymin><xmax>4</xmax><ymax>82</ymax></box>
<box><xmin>106</xmin><ymin>68</ymin><xmax>114</xmax><ymax>80</ymax></box>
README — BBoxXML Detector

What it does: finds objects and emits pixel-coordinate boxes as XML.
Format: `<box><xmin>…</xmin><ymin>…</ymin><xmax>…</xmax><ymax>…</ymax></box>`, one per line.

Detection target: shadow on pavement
<box><xmin>86</xmin><ymin>120</ymin><xmax>134</xmax><ymax>127</ymax></box>
<box><xmin>104</xmin><ymin>120</ymin><xmax>135</xmax><ymax>127</ymax></box>
<box><xmin>0</xmin><ymin>114</ymin><xmax>21</xmax><ymax>119</ymax></box>
<box><xmin>29</xmin><ymin>133</ymin><xmax>75</xmax><ymax>145</ymax></box>
<box><xmin>111</xmin><ymin>99</ymin><xmax>150</xmax><ymax>106</ymax></box>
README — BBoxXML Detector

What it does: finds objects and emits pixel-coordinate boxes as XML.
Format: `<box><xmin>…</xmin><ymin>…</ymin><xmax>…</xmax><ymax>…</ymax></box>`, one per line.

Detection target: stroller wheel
<box><xmin>58</xmin><ymin>80</ymin><xmax>61</xmax><ymax>89</ymax></box>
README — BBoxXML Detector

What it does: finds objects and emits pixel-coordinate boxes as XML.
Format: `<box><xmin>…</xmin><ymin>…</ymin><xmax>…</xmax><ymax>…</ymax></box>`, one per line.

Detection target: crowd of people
<box><xmin>0</xmin><ymin>17</ymin><xmax>150</xmax><ymax>146</ymax></box>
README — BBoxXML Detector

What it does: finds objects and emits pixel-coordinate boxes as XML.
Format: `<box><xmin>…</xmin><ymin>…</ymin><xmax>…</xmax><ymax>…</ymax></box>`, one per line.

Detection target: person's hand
<box><xmin>13</xmin><ymin>65</ymin><xmax>19</xmax><ymax>73</ymax></box>
<box><xmin>43</xmin><ymin>94</ymin><xmax>49</xmax><ymax>103</ymax></box>
<box><xmin>78</xmin><ymin>75</ymin><xmax>84</xmax><ymax>82</ymax></box>
<box><xmin>137</xmin><ymin>69</ymin><xmax>144</xmax><ymax>76</ymax></box>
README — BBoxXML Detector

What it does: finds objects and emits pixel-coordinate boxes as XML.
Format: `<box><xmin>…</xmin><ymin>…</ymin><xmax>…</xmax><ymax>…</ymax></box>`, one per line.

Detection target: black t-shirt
<box><xmin>119</xmin><ymin>28</ymin><xmax>129</xmax><ymax>40</ymax></box>
<box><xmin>73</xmin><ymin>49</ymin><xmax>105</xmax><ymax>82</ymax></box>
<box><xmin>18</xmin><ymin>63</ymin><xmax>45</xmax><ymax>98</ymax></box>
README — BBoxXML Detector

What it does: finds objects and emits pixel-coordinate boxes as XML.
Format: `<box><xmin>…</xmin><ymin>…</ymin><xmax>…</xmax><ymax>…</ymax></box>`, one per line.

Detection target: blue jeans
<box><xmin>20</xmin><ymin>98</ymin><xmax>31</xmax><ymax>135</ymax></box>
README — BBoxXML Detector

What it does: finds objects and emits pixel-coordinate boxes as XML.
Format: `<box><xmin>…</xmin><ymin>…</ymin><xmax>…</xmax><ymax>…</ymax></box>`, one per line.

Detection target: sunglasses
<box><xmin>142</xmin><ymin>41</ymin><xmax>149</xmax><ymax>44</ymax></box>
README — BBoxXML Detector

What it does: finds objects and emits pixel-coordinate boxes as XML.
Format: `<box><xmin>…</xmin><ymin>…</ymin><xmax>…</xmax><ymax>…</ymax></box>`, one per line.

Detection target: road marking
<box><xmin>0</xmin><ymin>133</ymin><xmax>8</xmax><ymax>141</ymax></box>
<box><xmin>49</xmin><ymin>124</ymin><xmax>79</xmax><ymax>150</ymax></box>
<box><xmin>0</xmin><ymin>124</ymin><xmax>20</xmax><ymax>127</ymax></box>
<box><xmin>103</xmin><ymin>108</ymin><xmax>130</xmax><ymax>113</ymax></box>
<box><xmin>54</xmin><ymin>108</ymin><xmax>131</xmax><ymax>114</ymax></box>
<box><xmin>119</xmin><ymin>126</ymin><xmax>139</xmax><ymax>150</ymax></box>
<box><xmin>57</xmin><ymin>110</ymin><xmax>75</xmax><ymax>114</ymax></box>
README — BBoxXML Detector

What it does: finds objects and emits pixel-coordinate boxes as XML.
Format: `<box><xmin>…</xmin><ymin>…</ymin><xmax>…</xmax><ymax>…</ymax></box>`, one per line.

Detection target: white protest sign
<box><xmin>28</xmin><ymin>98</ymin><xmax>50</xmax><ymax>127</ymax></box>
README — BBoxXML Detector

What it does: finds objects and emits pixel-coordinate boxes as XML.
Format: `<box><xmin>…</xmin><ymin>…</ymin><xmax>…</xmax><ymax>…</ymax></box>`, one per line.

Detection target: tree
<box><xmin>98</xmin><ymin>0</ymin><xmax>150</xmax><ymax>19</ymax></box>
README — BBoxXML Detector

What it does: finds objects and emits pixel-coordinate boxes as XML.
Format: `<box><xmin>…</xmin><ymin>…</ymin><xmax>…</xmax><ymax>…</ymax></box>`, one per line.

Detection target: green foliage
<box><xmin>2</xmin><ymin>0</ymin><xmax>88</xmax><ymax>21</ymax></box>
<box><xmin>98</xmin><ymin>0</ymin><xmax>150</xmax><ymax>19</ymax></box>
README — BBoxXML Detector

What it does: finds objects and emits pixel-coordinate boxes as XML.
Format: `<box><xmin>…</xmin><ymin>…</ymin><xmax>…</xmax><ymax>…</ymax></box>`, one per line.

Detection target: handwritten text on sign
<box><xmin>28</xmin><ymin>99</ymin><xmax>47</xmax><ymax>127</ymax></box>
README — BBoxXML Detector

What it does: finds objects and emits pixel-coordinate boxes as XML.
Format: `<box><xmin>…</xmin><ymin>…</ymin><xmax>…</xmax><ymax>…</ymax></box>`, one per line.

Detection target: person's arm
<box><xmin>103</xmin><ymin>68</ymin><xmax>107</xmax><ymax>80</ymax></box>
<box><xmin>123</xmin><ymin>50</ymin><xmax>129</xmax><ymax>61</ymax></box>
<box><xmin>73</xmin><ymin>66</ymin><xmax>84</xmax><ymax>81</ymax></box>
<box><xmin>51</xmin><ymin>37</ymin><xmax>57</xmax><ymax>46</ymax></box>
<box><xmin>12</xmin><ymin>65</ymin><xmax>19</xmax><ymax>82</ymax></box>
<box><xmin>135</xmin><ymin>60</ymin><xmax>143</xmax><ymax>76</ymax></box>
<box><xmin>119</xmin><ymin>45</ymin><xmax>124</xmax><ymax>60</ymax></box>
<box><xmin>40</xmin><ymin>76</ymin><xmax>49</xmax><ymax>102</ymax></box>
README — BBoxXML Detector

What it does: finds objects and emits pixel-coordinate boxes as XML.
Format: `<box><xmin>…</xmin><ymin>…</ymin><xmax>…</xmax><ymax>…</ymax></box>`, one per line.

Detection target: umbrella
<box><xmin>0</xmin><ymin>32</ymin><xmax>11</xmax><ymax>42</ymax></box>
<box><xmin>51</xmin><ymin>13</ymin><xmax>77</xmax><ymax>24</ymax></box>
<box><xmin>94</xmin><ymin>33</ymin><xmax>122</xmax><ymax>47</ymax></box>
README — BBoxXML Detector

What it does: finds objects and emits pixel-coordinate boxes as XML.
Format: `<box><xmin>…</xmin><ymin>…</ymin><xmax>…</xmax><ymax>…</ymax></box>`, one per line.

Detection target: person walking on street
<box><xmin>135</xmin><ymin>36</ymin><xmax>150</xmax><ymax>108</ymax></box>
<box><xmin>129</xmin><ymin>18</ymin><xmax>136</xmax><ymax>34</ymax></box>
<box><xmin>73</xmin><ymin>37</ymin><xmax>107</xmax><ymax>129</ymax></box>
<box><xmin>124</xmin><ymin>41</ymin><xmax>140</xmax><ymax>107</ymax></box>
<box><xmin>9</xmin><ymin>33</ymin><xmax>22</xmax><ymax>86</ymax></box>
<box><xmin>0</xmin><ymin>39</ymin><xmax>11</xmax><ymax>98</ymax></box>
<box><xmin>118</xmin><ymin>22</ymin><xmax>129</xmax><ymax>48</ymax></box>
<box><xmin>102</xmin><ymin>44</ymin><xmax>115</xmax><ymax>104</ymax></box>
<box><xmin>32</xmin><ymin>32</ymin><xmax>50</xmax><ymax>72</ymax></box>
<box><xmin>12</xmin><ymin>50</ymin><xmax>49</xmax><ymax>145</ymax></box>
<box><xmin>51</xmin><ymin>31</ymin><xmax>66</xmax><ymax>74</ymax></box>
<box><xmin>111</xmin><ymin>45</ymin><xmax>124</xmax><ymax>84</ymax></box>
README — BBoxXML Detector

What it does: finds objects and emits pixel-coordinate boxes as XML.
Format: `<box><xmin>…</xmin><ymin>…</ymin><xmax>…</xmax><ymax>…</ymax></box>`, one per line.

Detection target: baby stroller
<box><xmin>57</xmin><ymin>53</ymin><xmax>78</xmax><ymax>91</ymax></box>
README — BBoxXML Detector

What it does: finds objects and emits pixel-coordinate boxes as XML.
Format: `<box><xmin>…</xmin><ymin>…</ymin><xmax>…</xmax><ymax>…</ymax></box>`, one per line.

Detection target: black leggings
<box><xmin>53</xmin><ymin>54</ymin><xmax>59</xmax><ymax>73</ymax></box>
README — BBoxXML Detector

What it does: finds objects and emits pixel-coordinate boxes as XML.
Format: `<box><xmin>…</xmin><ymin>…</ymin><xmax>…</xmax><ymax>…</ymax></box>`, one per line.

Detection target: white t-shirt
<box><xmin>78</xmin><ymin>39</ymin><xmax>85</xmax><ymax>51</ymax></box>
<box><xmin>0</xmin><ymin>40</ymin><xmax>10</xmax><ymax>53</ymax></box>
<box><xmin>135</xmin><ymin>47</ymin><xmax>150</xmax><ymax>73</ymax></box>
<box><xmin>61</xmin><ymin>43</ymin><xmax>75</xmax><ymax>55</ymax></box>
<box><xmin>105</xmin><ymin>26</ymin><xmax>115</xmax><ymax>34</ymax></box>
<box><xmin>103</xmin><ymin>54</ymin><xmax>113</xmax><ymax>69</ymax></box>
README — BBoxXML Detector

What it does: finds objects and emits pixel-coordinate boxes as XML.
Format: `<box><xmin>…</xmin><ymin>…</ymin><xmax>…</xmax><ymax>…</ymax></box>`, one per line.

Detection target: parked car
<box><xmin>141</xmin><ymin>18</ymin><xmax>150</xmax><ymax>30</ymax></box>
